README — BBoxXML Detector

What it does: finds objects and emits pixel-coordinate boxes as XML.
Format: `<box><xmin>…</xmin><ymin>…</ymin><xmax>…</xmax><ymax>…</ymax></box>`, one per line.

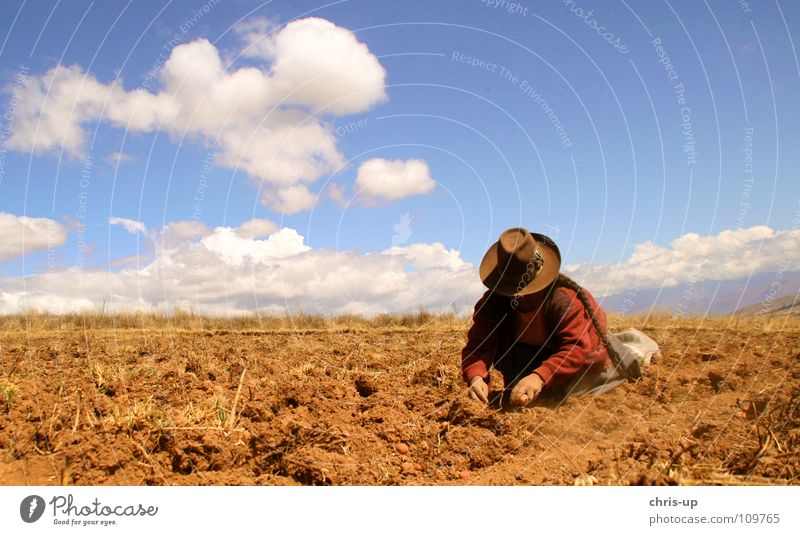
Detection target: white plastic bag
<box><xmin>606</xmin><ymin>327</ymin><xmax>659</xmax><ymax>381</ymax></box>
<box><xmin>559</xmin><ymin>328</ymin><xmax>660</xmax><ymax>399</ymax></box>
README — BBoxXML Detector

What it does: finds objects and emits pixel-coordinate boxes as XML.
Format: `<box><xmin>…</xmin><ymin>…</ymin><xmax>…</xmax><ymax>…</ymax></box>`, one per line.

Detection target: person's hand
<box><xmin>510</xmin><ymin>373</ymin><xmax>544</xmax><ymax>406</ymax></box>
<box><xmin>468</xmin><ymin>376</ymin><xmax>489</xmax><ymax>403</ymax></box>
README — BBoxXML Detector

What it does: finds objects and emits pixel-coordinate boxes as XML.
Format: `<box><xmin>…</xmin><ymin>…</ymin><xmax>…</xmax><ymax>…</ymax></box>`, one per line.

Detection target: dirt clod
<box><xmin>355</xmin><ymin>377</ymin><xmax>378</xmax><ymax>397</ymax></box>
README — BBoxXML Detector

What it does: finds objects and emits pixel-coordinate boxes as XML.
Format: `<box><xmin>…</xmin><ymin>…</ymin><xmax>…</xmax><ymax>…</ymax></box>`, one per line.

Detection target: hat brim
<box><xmin>479</xmin><ymin>234</ymin><xmax>561</xmax><ymax>296</ymax></box>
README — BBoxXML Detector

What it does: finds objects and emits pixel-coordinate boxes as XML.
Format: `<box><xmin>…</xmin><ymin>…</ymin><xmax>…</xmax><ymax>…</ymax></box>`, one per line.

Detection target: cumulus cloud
<box><xmin>202</xmin><ymin>227</ymin><xmax>310</xmax><ymax>265</ymax></box>
<box><xmin>265</xmin><ymin>17</ymin><xmax>388</xmax><ymax>114</ymax></box>
<box><xmin>0</xmin><ymin>212</ymin><xmax>69</xmax><ymax>262</ymax></box>
<box><xmin>259</xmin><ymin>183</ymin><xmax>317</xmax><ymax>215</ymax></box>
<box><xmin>234</xmin><ymin>218</ymin><xmax>278</xmax><ymax>239</ymax></box>
<box><xmin>566</xmin><ymin>226</ymin><xmax>800</xmax><ymax>296</ymax></box>
<box><xmin>109</xmin><ymin>217</ymin><xmax>147</xmax><ymax>235</ymax></box>
<box><xmin>355</xmin><ymin>158</ymin><xmax>436</xmax><ymax>203</ymax></box>
<box><xmin>236</xmin><ymin>17</ymin><xmax>278</xmax><ymax>59</ymax></box>
<box><xmin>0</xmin><ymin>221</ymin><xmax>481</xmax><ymax>316</ymax></box>
<box><xmin>160</xmin><ymin>220</ymin><xmax>211</xmax><ymax>246</ymax></box>
<box><xmin>5</xmin><ymin>17</ymin><xmax>387</xmax><ymax>214</ymax></box>
<box><xmin>4</xmin><ymin>223</ymin><xmax>795</xmax><ymax>316</ymax></box>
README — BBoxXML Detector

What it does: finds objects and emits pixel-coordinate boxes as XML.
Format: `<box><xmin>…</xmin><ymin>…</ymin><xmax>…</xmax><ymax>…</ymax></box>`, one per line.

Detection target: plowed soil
<box><xmin>1</xmin><ymin>318</ymin><xmax>798</xmax><ymax>485</ymax></box>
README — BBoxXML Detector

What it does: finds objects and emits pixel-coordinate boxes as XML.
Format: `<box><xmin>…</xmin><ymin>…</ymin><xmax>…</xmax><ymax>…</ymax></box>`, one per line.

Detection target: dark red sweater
<box><xmin>461</xmin><ymin>284</ymin><xmax>610</xmax><ymax>389</ymax></box>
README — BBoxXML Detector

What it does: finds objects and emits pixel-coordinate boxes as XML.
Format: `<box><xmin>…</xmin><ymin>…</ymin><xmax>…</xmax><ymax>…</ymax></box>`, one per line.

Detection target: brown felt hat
<box><xmin>479</xmin><ymin>228</ymin><xmax>561</xmax><ymax>296</ymax></box>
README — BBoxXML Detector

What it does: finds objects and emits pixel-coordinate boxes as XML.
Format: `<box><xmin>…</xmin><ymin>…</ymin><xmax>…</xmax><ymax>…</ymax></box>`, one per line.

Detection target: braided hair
<box><xmin>552</xmin><ymin>273</ymin><xmax>625</xmax><ymax>371</ymax></box>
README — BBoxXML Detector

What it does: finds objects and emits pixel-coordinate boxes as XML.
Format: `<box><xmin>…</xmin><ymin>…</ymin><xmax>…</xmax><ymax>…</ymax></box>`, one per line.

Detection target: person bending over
<box><xmin>462</xmin><ymin>228</ymin><xmax>634</xmax><ymax>407</ymax></box>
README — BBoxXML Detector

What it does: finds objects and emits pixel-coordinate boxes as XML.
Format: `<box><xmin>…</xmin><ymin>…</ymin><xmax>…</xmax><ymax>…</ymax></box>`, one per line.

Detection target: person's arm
<box><xmin>461</xmin><ymin>291</ymin><xmax>508</xmax><ymax>385</ymax></box>
<box><xmin>533</xmin><ymin>288</ymin><xmax>608</xmax><ymax>388</ymax></box>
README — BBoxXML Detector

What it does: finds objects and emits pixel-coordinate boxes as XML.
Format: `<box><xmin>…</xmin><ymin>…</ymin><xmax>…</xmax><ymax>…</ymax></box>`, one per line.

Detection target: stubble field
<box><xmin>1</xmin><ymin>312</ymin><xmax>798</xmax><ymax>486</ymax></box>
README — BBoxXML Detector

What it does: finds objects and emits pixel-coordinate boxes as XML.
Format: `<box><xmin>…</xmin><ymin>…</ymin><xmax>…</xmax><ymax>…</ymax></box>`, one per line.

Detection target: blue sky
<box><xmin>0</xmin><ymin>0</ymin><xmax>798</xmax><ymax>315</ymax></box>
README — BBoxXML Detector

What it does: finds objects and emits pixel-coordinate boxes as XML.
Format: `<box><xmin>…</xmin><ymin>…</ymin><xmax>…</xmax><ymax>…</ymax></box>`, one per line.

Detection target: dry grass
<box><xmin>0</xmin><ymin>309</ymin><xmax>470</xmax><ymax>332</ymax></box>
<box><xmin>610</xmin><ymin>312</ymin><xmax>800</xmax><ymax>333</ymax></box>
<box><xmin>3</xmin><ymin>309</ymin><xmax>799</xmax><ymax>334</ymax></box>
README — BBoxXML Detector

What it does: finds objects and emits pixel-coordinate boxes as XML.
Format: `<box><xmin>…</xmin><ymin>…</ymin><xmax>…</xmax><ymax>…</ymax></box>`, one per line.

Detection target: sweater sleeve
<box><xmin>461</xmin><ymin>291</ymin><xmax>508</xmax><ymax>385</ymax></box>
<box><xmin>533</xmin><ymin>288</ymin><xmax>609</xmax><ymax>388</ymax></box>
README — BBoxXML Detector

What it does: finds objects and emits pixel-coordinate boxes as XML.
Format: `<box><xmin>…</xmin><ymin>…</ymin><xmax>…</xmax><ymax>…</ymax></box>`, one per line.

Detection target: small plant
<box><xmin>0</xmin><ymin>379</ymin><xmax>19</xmax><ymax>412</ymax></box>
<box><xmin>106</xmin><ymin>397</ymin><xmax>170</xmax><ymax>433</ymax></box>
<box><xmin>212</xmin><ymin>396</ymin><xmax>230</xmax><ymax>427</ymax></box>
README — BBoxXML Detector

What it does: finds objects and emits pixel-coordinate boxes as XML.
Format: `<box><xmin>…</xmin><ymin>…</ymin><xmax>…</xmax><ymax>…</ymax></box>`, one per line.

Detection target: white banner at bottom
<box><xmin>1</xmin><ymin>486</ymin><xmax>798</xmax><ymax>534</ymax></box>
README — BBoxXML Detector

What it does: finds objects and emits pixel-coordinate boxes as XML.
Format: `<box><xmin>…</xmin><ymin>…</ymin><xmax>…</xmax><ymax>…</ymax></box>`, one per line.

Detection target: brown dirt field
<box><xmin>1</xmin><ymin>315</ymin><xmax>798</xmax><ymax>486</ymax></box>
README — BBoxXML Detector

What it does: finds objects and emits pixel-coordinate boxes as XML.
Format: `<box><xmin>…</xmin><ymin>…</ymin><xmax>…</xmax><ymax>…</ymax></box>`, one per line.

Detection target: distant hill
<box><xmin>733</xmin><ymin>294</ymin><xmax>800</xmax><ymax>317</ymax></box>
<box><xmin>599</xmin><ymin>272</ymin><xmax>800</xmax><ymax>316</ymax></box>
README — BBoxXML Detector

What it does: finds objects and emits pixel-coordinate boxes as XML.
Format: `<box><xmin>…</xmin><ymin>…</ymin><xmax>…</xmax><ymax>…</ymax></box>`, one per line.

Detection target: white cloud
<box><xmin>383</xmin><ymin>242</ymin><xmax>469</xmax><ymax>271</ymax></box>
<box><xmin>355</xmin><ymin>158</ymin><xmax>436</xmax><ymax>202</ymax></box>
<box><xmin>234</xmin><ymin>218</ymin><xmax>278</xmax><ymax>239</ymax></box>
<box><xmin>236</xmin><ymin>17</ymin><xmax>278</xmax><ymax>59</ymax></box>
<box><xmin>0</xmin><ymin>221</ymin><xmax>481</xmax><ymax>316</ymax></box>
<box><xmin>160</xmin><ymin>220</ymin><xmax>211</xmax><ymax>246</ymax></box>
<box><xmin>265</xmin><ymin>17</ymin><xmax>387</xmax><ymax>115</ymax></box>
<box><xmin>201</xmin><ymin>227</ymin><xmax>310</xmax><ymax>265</ymax></box>
<box><xmin>259</xmin><ymin>183</ymin><xmax>317</xmax><ymax>215</ymax></box>
<box><xmin>109</xmin><ymin>217</ymin><xmax>147</xmax><ymax>234</ymax></box>
<box><xmin>566</xmin><ymin>226</ymin><xmax>800</xmax><ymax>296</ymax></box>
<box><xmin>5</xmin><ymin>223</ymin><xmax>795</xmax><ymax>316</ymax></box>
<box><xmin>235</xmin><ymin>17</ymin><xmax>387</xmax><ymax>114</ymax></box>
<box><xmin>0</xmin><ymin>291</ymin><xmax>95</xmax><ymax>315</ymax></box>
<box><xmin>0</xmin><ymin>212</ymin><xmax>68</xmax><ymax>262</ymax></box>
<box><xmin>5</xmin><ymin>17</ymin><xmax>387</xmax><ymax>214</ymax></box>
